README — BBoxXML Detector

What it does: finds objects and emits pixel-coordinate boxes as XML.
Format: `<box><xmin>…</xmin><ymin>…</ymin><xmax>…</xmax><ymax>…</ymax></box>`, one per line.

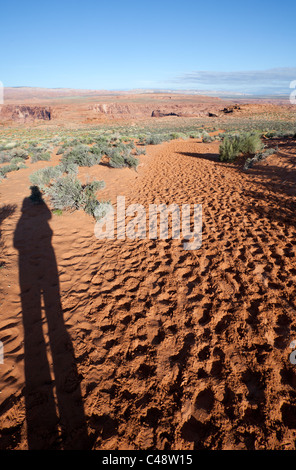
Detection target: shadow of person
<box><xmin>13</xmin><ymin>188</ymin><xmax>89</xmax><ymax>449</ymax></box>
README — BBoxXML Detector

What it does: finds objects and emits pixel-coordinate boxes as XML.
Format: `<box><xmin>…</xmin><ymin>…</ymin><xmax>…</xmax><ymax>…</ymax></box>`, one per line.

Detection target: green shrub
<box><xmin>219</xmin><ymin>132</ymin><xmax>263</xmax><ymax>162</ymax></box>
<box><xmin>0</xmin><ymin>151</ymin><xmax>11</xmax><ymax>164</ymax></box>
<box><xmin>58</xmin><ymin>161</ymin><xmax>79</xmax><ymax>175</ymax></box>
<box><xmin>93</xmin><ymin>201</ymin><xmax>113</xmax><ymax>221</ymax></box>
<box><xmin>0</xmin><ymin>161</ymin><xmax>27</xmax><ymax>178</ymax></box>
<box><xmin>189</xmin><ymin>132</ymin><xmax>202</xmax><ymax>139</ymax></box>
<box><xmin>31</xmin><ymin>150</ymin><xmax>51</xmax><ymax>163</ymax></box>
<box><xmin>0</xmin><ymin>147</ymin><xmax>28</xmax><ymax>164</ymax></box>
<box><xmin>44</xmin><ymin>175</ymin><xmax>105</xmax><ymax>217</ymax></box>
<box><xmin>62</xmin><ymin>144</ymin><xmax>100</xmax><ymax>167</ymax></box>
<box><xmin>30</xmin><ymin>166</ymin><xmax>64</xmax><ymax>189</ymax></box>
<box><xmin>219</xmin><ymin>137</ymin><xmax>240</xmax><ymax>162</ymax></box>
<box><xmin>10</xmin><ymin>148</ymin><xmax>29</xmax><ymax>160</ymax></box>
<box><xmin>239</xmin><ymin>133</ymin><xmax>263</xmax><ymax>154</ymax></box>
<box><xmin>125</xmin><ymin>155</ymin><xmax>139</xmax><ymax>170</ymax></box>
<box><xmin>53</xmin><ymin>209</ymin><xmax>63</xmax><ymax>216</ymax></box>
<box><xmin>202</xmin><ymin>134</ymin><xmax>215</xmax><ymax>143</ymax></box>
<box><xmin>135</xmin><ymin>146</ymin><xmax>146</xmax><ymax>155</ymax></box>
<box><xmin>145</xmin><ymin>134</ymin><xmax>168</xmax><ymax>145</ymax></box>
<box><xmin>4</xmin><ymin>142</ymin><xmax>17</xmax><ymax>150</ymax></box>
<box><xmin>109</xmin><ymin>151</ymin><xmax>126</xmax><ymax>168</ymax></box>
<box><xmin>45</xmin><ymin>175</ymin><xmax>83</xmax><ymax>210</ymax></box>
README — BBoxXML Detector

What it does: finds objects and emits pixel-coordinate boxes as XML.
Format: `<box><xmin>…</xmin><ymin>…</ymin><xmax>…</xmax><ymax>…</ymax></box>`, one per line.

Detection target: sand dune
<box><xmin>0</xmin><ymin>137</ymin><xmax>296</xmax><ymax>449</ymax></box>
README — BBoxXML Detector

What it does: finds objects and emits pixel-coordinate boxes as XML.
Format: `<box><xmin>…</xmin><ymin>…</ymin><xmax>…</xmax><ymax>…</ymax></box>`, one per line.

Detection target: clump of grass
<box><xmin>106</xmin><ymin>146</ymin><xmax>138</xmax><ymax>170</ymax></box>
<box><xmin>45</xmin><ymin>176</ymin><xmax>84</xmax><ymax>211</ymax></box>
<box><xmin>0</xmin><ymin>151</ymin><xmax>11</xmax><ymax>164</ymax></box>
<box><xmin>4</xmin><ymin>142</ymin><xmax>17</xmax><ymax>150</ymax></box>
<box><xmin>189</xmin><ymin>132</ymin><xmax>202</xmax><ymax>139</ymax></box>
<box><xmin>0</xmin><ymin>161</ymin><xmax>27</xmax><ymax>179</ymax></box>
<box><xmin>44</xmin><ymin>175</ymin><xmax>105</xmax><ymax>218</ymax></box>
<box><xmin>10</xmin><ymin>148</ymin><xmax>29</xmax><ymax>160</ymax></box>
<box><xmin>61</xmin><ymin>144</ymin><xmax>101</xmax><ymax>167</ymax></box>
<box><xmin>93</xmin><ymin>201</ymin><xmax>113</xmax><ymax>221</ymax></box>
<box><xmin>0</xmin><ymin>147</ymin><xmax>28</xmax><ymax>164</ymax></box>
<box><xmin>145</xmin><ymin>134</ymin><xmax>168</xmax><ymax>145</ymax></box>
<box><xmin>125</xmin><ymin>155</ymin><xmax>139</xmax><ymax>170</ymax></box>
<box><xmin>135</xmin><ymin>146</ymin><xmax>146</xmax><ymax>156</ymax></box>
<box><xmin>202</xmin><ymin>133</ymin><xmax>215</xmax><ymax>143</ymax></box>
<box><xmin>219</xmin><ymin>132</ymin><xmax>263</xmax><ymax>162</ymax></box>
<box><xmin>30</xmin><ymin>166</ymin><xmax>64</xmax><ymax>189</ymax></box>
<box><xmin>108</xmin><ymin>151</ymin><xmax>126</xmax><ymax>168</ymax></box>
<box><xmin>52</xmin><ymin>209</ymin><xmax>63</xmax><ymax>216</ymax></box>
<box><xmin>31</xmin><ymin>150</ymin><xmax>51</xmax><ymax>163</ymax></box>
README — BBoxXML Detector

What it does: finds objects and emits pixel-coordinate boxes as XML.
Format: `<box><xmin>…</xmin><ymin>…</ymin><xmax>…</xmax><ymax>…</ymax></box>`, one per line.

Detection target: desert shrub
<box><xmin>219</xmin><ymin>132</ymin><xmax>263</xmax><ymax>162</ymax></box>
<box><xmin>31</xmin><ymin>150</ymin><xmax>51</xmax><ymax>163</ymax></box>
<box><xmin>56</xmin><ymin>146</ymin><xmax>66</xmax><ymax>155</ymax></box>
<box><xmin>53</xmin><ymin>209</ymin><xmax>63</xmax><ymax>216</ymax></box>
<box><xmin>30</xmin><ymin>166</ymin><xmax>64</xmax><ymax>188</ymax></box>
<box><xmin>10</xmin><ymin>148</ymin><xmax>29</xmax><ymax>160</ymax></box>
<box><xmin>10</xmin><ymin>157</ymin><xmax>26</xmax><ymax>165</ymax></box>
<box><xmin>106</xmin><ymin>146</ymin><xmax>138</xmax><ymax>169</ymax></box>
<box><xmin>62</xmin><ymin>144</ymin><xmax>100</xmax><ymax>167</ymax></box>
<box><xmin>169</xmin><ymin>132</ymin><xmax>187</xmax><ymax>140</ymax></box>
<box><xmin>57</xmin><ymin>161</ymin><xmax>79</xmax><ymax>175</ymax></box>
<box><xmin>145</xmin><ymin>134</ymin><xmax>168</xmax><ymax>145</ymax></box>
<box><xmin>0</xmin><ymin>161</ymin><xmax>27</xmax><ymax>178</ymax></box>
<box><xmin>93</xmin><ymin>201</ymin><xmax>113</xmax><ymax>221</ymax></box>
<box><xmin>0</xmin><ymin>151</ymin><xmax>11</xmax><ymax>164</ymax></box>
<box><xmin>137</xmin><ymin>135</ymin><xmax>146</xmax><ymax>145</ymax></box>
<box><xmin>45</xmin><ymin>176</ymin><xmax>83</xmax><ymax>210</ymax></box>
<box><xmin>90</xmin><ymin>144</ymin><xmax>105</xmax><ymax>157</ymax></box>
<box><xmin>202</xmin><ymin>134</ymin><xmax>215</xmax><ymax>143</ymax></box>
<box><xmin>189</xmin><ymin>132</ymin><xmax>202</xmax><ymax>139</ymax></box>
<box><xmin>219</xmin><ymin>137</ymin><xmax>240</xmax><ymax>162</ymax></box>
<box><xmin>264</xmin><ymin>131</ymin><xmax>277</xmax><ymax>138</ymax></box>
<box><xmin>44</xmin><ymin>175</ymin><xmax>105</xmax><ymax>217</ymax></box>
<box><xmin>239</xmin><ymin>133</ymin><xmax>263</xmax><ymax>154</ymax></box>
<box><xmin>125</xmin><ymin>155</ymin><xmax>139</xmax><ymax>170</ymax></box>
<box><xmin>0</xmin><ymin>147</ymin><xmax>28</xmax><ymax>164</ymax></box>
<box><xmin>109</xmin><ymin>151</ymin><xmax>126</xmax><ymax>168</ymax></box>
<box><xmin>135</xmin><ymin>146</ymin><xmax>146</xmax><ymax>155</ymax></box>
<box><xmin>82</xmin><ymin>181</ymin><xmax>106</xmax><ymax>216</ymax></box>
<box><xmin>4</xmin><ymin>142</ymin><xmax>17</xmax><ymax>150</ymax></box>
<box><xmin>125</xmin><ymin>140</ymin><xmax>135</xmax><ymax>149</ymax></box>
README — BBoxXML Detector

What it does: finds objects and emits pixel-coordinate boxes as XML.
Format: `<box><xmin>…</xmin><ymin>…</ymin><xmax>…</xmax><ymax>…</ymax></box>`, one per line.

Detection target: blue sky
<box><xmin>1</xmin><ymin>0</ymin><xmax>295</xmax><ymax>94</ymax></box>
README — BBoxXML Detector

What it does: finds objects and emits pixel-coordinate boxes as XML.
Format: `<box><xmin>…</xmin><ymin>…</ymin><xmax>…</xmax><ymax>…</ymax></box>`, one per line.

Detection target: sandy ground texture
<box><xmin>0</xmin><ymin>137</ymin><xmax>296</xmax><ymax>450</ymax></box>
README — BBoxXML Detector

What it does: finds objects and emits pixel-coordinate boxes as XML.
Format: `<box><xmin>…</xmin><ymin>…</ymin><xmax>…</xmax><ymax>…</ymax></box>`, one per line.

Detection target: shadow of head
<box><xmin>19</xmin><ymin>186</ymin><xmax>51</xmax><ymax>220</ymax></box>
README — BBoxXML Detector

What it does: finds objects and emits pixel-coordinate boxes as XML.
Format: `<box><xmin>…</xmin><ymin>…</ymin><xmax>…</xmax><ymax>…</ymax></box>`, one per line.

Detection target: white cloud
<box><xmin>172</xmin><ymin>67</ymin><xmax>296</xmax><ymax>93</ymax></box>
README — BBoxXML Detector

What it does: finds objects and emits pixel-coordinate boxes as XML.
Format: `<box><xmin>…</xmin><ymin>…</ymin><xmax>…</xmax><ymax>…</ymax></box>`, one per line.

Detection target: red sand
<box><xmin>0</xmin><ymin>137</ymin><xmax>296</xmax><ymax>449</ymax></box>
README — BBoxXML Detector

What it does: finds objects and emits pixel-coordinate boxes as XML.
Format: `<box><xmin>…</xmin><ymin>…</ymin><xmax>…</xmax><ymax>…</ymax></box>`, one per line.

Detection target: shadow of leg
<box><xmin>43</xmin><ymin>263</ymin><xmax>90</xmax><ymax>449</ymax></box>
<box><xmin>20</xmin><ymin>267</ymin><xmax>61</xmax><ymax>449</ymax></box>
